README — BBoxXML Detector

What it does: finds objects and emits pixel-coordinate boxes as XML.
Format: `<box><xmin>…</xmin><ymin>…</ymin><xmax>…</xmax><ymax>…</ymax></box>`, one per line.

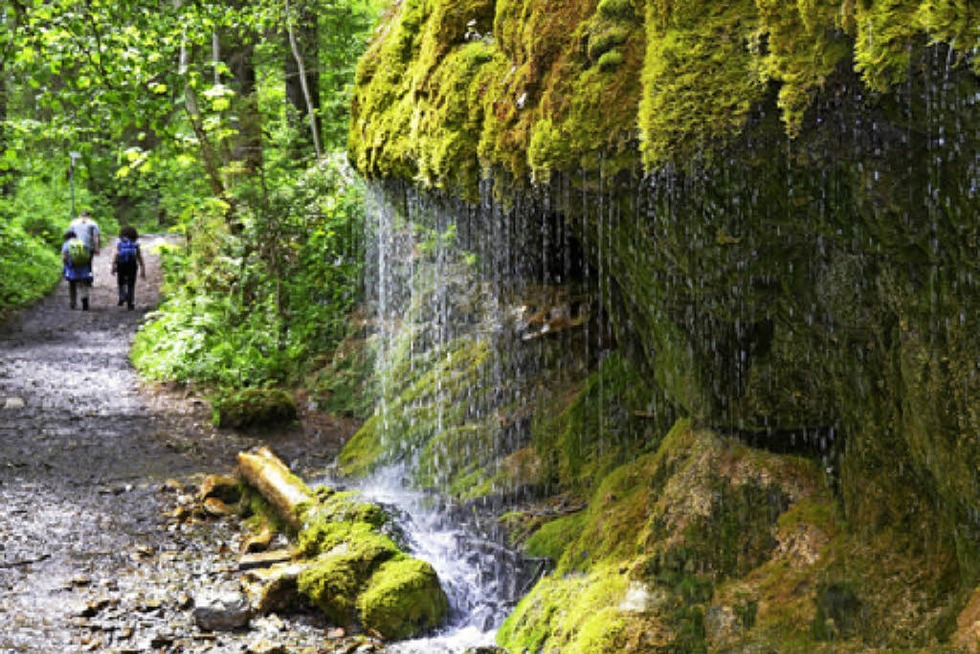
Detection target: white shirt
<box><xmin>69</xmin><ymin>217</ymin><xmax>100</xmax><ymax>251</ymax></box>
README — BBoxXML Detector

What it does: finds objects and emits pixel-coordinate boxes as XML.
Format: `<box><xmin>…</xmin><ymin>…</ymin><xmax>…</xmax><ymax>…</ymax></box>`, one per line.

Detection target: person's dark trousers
<box><xmin>117</xmin><ymin>266</ymin><xmax>137</xmax><ymax>309</ymax></box>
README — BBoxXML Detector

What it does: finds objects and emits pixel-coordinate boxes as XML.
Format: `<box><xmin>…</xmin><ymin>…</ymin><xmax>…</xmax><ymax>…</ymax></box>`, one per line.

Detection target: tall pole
<box><xmin>69</xmin><ymin>151</ymin><xmax>80</xmax><ymax>219</ymax></box>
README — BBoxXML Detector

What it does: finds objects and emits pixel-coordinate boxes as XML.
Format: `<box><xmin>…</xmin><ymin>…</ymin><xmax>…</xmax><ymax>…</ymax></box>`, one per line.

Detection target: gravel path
<box><xmin>0</xmin><ymin>236</ymin><xmax>356</xmax><ymax>653</ymax></box>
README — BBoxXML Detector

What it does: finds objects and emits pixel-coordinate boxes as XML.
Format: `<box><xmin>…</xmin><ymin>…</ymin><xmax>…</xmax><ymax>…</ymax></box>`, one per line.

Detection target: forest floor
<box><xmin>0</xmin><ymin>236</ymin><xmax>366</xmax><ymax>653</ymax></box>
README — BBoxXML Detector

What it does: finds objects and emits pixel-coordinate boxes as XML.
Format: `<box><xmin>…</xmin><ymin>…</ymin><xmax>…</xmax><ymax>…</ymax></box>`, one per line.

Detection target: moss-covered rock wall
<box><xmin>345</xmin><ymin>0</ymin><xmax>978</xmax><ymax>650</ymax></box>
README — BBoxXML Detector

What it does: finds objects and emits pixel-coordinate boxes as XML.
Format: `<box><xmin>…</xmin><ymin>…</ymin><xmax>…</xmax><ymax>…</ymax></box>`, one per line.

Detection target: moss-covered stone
<box><xmin>358</xmin><ymin>557</ymin><xmax>449</xmax><ymax>639</ymax></box>
<box><xmin>296</xmin><ymin>533</ymin><xmax>400</xmax><ymax>625</ymax></box>
<box><xmin>499</xmin><ymin>418</ymin><xmax>974</xmax><ymax>652</ymax></box>
<box><xmin>294</xmin><ymin>496</ymin><xmax>449</xmax><ymax>638</ymax></box>
<box><xmin>211</xmin><ymin>388</ymin><xmax>297</xmax><ymax>430</ymax></box>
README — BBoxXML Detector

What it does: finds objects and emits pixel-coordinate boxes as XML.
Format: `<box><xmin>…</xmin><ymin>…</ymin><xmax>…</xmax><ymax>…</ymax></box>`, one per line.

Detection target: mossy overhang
<box><xmin>348</xmin><ymin>0</ymin><xmax>978</xmax><ymax>194</ymax></box>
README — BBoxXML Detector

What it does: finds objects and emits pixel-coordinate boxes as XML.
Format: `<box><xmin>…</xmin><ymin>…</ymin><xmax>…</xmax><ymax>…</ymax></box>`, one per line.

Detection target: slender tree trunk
<box><xmin>222</xmin><ymin>31</ymin><xmax>263</xmax><ymax>175</ymax></box>
<box><xmin>0</xmin><ymin>58</ymin><xmax>9</xmax><ymax>196</ymax></box>
<box><xmin>173</xmin><ymin>0</ymin><xmax>225</xmax><ymax>198</ymax></box>
<box><xmin>284</xmin><ymin>0</ymin><xmax>321</xmax><ymax>159</ymax></box>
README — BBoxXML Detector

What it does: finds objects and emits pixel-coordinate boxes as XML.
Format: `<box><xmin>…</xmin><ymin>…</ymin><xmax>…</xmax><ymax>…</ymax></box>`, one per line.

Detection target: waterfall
<box><xmin>351</xmin><ymin>180</ymin><xmax>593</xmax><ymax>648</ymax></box>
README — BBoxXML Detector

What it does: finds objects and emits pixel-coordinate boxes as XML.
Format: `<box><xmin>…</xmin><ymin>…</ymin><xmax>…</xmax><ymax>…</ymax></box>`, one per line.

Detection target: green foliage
<box><xmin>0</xmin><ymin>218</ymin><xmax>62</xmax><ymax>312</ymax></box>
<box><xmin>307</xmin><ymin>325</ymin><xmax>378</xmax><ymax>419</ymax></box>
<box><xmin>132</xmin><ymin>154</ymin><xmax>365</xmax><ymax>390</ymax></box>
<box><xmin>0</xmin><ymin>0</ymin><xmax>381</xmax><ymax>336</ymax></box>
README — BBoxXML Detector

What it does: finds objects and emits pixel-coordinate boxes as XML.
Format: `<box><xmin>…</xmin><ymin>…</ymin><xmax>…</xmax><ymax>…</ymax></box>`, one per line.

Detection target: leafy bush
<box><xmin>0</xmin><ymin>220</ymin><xmax>62</xmax><ymax>312</ymax></box>
<box><xmin>132</xmin><ymin>154</ymin><xmax>365</xmax><ymax>391</ymax></box>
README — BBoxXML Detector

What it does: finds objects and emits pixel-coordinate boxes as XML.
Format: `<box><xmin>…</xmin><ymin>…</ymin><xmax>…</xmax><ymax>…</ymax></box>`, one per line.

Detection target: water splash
<box><xmin>324</xmin><ymin>465</ymin><xmax>533</xmax><ymax>653</ymax></box>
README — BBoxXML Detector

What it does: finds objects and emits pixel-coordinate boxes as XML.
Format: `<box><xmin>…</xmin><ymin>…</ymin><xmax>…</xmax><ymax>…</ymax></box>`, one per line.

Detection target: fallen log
<box><xmin>234</xmin><ymin>446</ymin><xmax>449</xmax><ymax>640</ymax></box>
<box><xmin>236</xmin><ymin>446</ymin><xmax>315</xmax><ymax>530</ymax></box>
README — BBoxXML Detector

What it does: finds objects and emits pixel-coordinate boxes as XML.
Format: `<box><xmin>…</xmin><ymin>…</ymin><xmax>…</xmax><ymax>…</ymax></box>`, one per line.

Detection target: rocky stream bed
<box><xmin>0</xmin><ymin>237</ymin><xmax>389</xmax><ymax>653</ymax></box>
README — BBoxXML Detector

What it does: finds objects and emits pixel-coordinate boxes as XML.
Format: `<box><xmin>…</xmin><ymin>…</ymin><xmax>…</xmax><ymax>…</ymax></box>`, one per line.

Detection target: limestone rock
<box><xmin>193</xmin><ymin>588</ymin><xmax>252</xmax><ymax>631</ymax></box>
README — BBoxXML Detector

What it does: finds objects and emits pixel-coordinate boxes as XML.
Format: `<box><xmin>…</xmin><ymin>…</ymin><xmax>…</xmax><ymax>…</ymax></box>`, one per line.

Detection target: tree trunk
<box><xmin>174</xmin><ymin>0</ymin><xmax>225</xmax><ymax>198</ymax></box>
<box><xmin>221</xmin><ymin>30</ymin><xmax>263</xmax><ymax>175</ymax></box>
<box><xmin>237</xmin><ymin>446</ymin><xmax>315</xmax><ymax>530</ymax></box>
<box><xmin>284</xmin><ymin>1</ymin><xmax>321</xmax><ymax>158</ymax></box>
<box><xmin>0</xmin><ymin>57</ymin><xmax>9</xmax><ymax>196</ymax></box>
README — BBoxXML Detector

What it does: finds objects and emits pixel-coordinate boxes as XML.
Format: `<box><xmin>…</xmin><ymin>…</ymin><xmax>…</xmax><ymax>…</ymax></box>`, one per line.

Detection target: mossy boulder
<box><xmin>211</xmin><ymin>388</ymin><xmax>297</xmax><ymax>430</ymax></box>
<box><xmin>499</xmin><ymin>419</ymin><xmax>970</xmax><ymax>653</ymax></box>
<box><xmin>293</xmin><ymin>489</ymin><xmax>449</xmax><ymax>637</ymax></box>
<box><xmin>296</xmin><ymin>529</ymin><xmax>401</xmax><ymax>625</ymax></box>
<box><xmin>296</xmin><ymin>521</ymin><xmax>449</xmax><ymax>638</ymax></box>
<box><xmin>357</xmin><ymin>557</ymin><xmax>449</xmax><ymax>640</ymax></box>
<box><xmin>238</xmin><ymin>447</ymin><xmax>449</xmax><ymax>640</ymax></box>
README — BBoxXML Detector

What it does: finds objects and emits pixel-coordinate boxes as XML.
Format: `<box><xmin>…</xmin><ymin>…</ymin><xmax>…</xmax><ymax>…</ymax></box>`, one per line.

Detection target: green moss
<box><xmin>639</xmin><ymin>0</ymin><xmax>765</xmax><ymax>167</ymax></box>
<box><xmin>417</xmin><ymin>424</ymin><xmax>496</xmax><ymax>494</ymax></box>
<box><xmin>597</xmin><ymin>0</ymin><xmax>634</xmax><ymax>20</ymax></box>
<box><xmin>527</xmin><ymin>118</ymin><xmax>572</xmax><ymax>184</ymax></box>
<box><xmin>524</xmin><ymin>511</ymin><xmax>587</xmax><ymax>562</ymax></box>
<box><xmin>337</xmin><ymin>414</ymin><xmax>386</xmax><ymax>478</ymax></box>
<box><xmin>597</xmin><ymin>49</ymin><xmax>625</xmax><ymax>71</ymax></box>
<box><xmin>811</xmin><ymin>582</ymin><xmax>864</xmax><ymax>641</ymax></box>
<box><xmin>210</xmin><ymin>387</ymin><xmax>297</xmax><ymax>429</ymax></box>
<box><xmin>351</xmin><ymin>0</ymin><xmax>974</xmax><ymax>185</ymax></box>
<box><xmin>501</xmin><ymin>420</ymin><xmax>865</xmax><ymax>652</ymax></box>
<box><xmin>296</xmin><ymin>533</ymin><xmax>401</xmax><ymax>625</ymax></box>
<box><xmin>497</xmin><ymin>563</ymin><xmax>632</xmax><ymax>653</ymax></box>
<box><xmin>587</xmin><ymin>25</ymin><xmax>630</xmax><ymax>60</ymax></box>
<box><xmin>357</xmin><ymin>557</ymin><xmax>449</xmax><ymax>639</ymax></box>
<box><xmin>338</xmin><ymin>329</ymin><xmax>504</xmax><ymax>493</ymax></box>
<box><xmin>299</xmin><ymin>492</ymin><xmax>391</xmax><ymax>548</ymax></box>
<box><xmin>240</xmin><ymin>487</ymin><xmax>288</xmax><ymax>534</ymax></box>
<box><xmin>531</xmin><ymin>351</ymin><xmax>673</xmax><ymax>495</ymax></box>
<box><xmin>752</xmin><ymin>0</ymin><xmax>853</xmax><ymax>135</ymax></box>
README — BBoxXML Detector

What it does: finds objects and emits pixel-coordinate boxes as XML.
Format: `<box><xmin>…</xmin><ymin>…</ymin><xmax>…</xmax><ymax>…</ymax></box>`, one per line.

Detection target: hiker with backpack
<box><xmin>111</xmin><ymin>226</ymin><xmax>145</xmax><ymax>310</ymax></box>
<box><xmin>62</xmin><ymin>229</ymin><xmax>94</xmax><ymax>310</ymax></box>
<box><xmin>68</xmin><ymin>210</ymin><xmax>101</xmax><ymax>259</ymax></box>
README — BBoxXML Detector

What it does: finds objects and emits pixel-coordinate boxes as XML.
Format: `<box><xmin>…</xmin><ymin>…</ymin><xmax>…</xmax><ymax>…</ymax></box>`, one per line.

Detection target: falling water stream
<box><xmin>317</xmin><ymin>466</ymin><xmax>533</xmax><ymax>653</ymax></box>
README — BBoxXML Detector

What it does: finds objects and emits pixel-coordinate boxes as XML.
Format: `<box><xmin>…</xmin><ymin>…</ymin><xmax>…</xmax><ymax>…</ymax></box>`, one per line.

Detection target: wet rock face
<box><xmin>346</xmin><ymin>0</ymin><xmax>977</xmax><ymax>648</ymax></box>
<box><xmin>347</xmin><ymin>0</ymin><xmax>978</xmax><ymax>619</ymax></box>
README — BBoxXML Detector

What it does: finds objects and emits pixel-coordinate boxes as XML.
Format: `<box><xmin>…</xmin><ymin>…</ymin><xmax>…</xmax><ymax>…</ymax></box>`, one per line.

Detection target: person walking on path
<box><xmin>69</xmin><ymin>210</ymin><xmax>101</xmax><ymax>259</ymax></box>
<box><xmin>111</xmin><ymin>225</ymin><xmax>146</xmax><ymax>310</ymax></box>
<box><xmin>62</xmin><ymin>229</ymin><xmax>94</xmax><ymax>310</ymax></box>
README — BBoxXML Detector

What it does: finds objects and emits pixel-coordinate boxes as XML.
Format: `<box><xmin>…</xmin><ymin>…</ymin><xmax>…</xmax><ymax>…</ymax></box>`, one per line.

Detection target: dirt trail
<box><xmin>0</xmin><ymin>236</ymin><xmax>353</xmax><ymax>652</ymax></box>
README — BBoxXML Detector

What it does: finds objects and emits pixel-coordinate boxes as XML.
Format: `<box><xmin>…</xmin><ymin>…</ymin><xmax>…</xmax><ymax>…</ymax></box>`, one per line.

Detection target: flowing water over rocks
<box><xmin>0</xmin><ymin>238</ymin><xmax>370</xmax><ymax>653</ymax></box>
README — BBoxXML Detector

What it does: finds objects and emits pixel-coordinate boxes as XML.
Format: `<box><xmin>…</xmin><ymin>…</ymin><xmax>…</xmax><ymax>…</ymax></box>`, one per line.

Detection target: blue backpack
<box><xmin>117</xmin><ymin>238</ymin><xmax>138</xmax><ymax>265</ymax></box>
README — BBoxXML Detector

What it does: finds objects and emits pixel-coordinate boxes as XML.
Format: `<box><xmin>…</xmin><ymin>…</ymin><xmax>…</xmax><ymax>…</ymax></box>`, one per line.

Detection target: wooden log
<box><xmin>235</xmin><ymin>445</ymin><xmax>451</xmax><ymax>639</ymax></box>
<box><xmin>236</xmin><ymin>446</ymin><xmax>315</xmax><ymax>530</ymax></box>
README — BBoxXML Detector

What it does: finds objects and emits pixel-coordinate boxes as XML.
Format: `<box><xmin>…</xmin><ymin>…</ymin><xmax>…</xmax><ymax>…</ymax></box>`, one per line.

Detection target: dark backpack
<box><xmin>68</xmin><ymin>238</ymin><xmax>91</xmax><ymax>266</ymax></box>
<box><xmin>117</xmin><ymin>238</ymin><xmax>138</xmax><ymax>265</ymax></box>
